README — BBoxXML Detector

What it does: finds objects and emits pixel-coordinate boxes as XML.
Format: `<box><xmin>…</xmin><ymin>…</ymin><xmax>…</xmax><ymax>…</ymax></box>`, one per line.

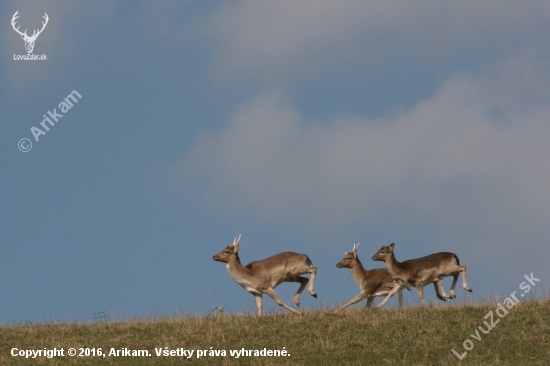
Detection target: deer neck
<box><xmin>225</xmin><ymin>254</ymin><xmax>252</xmax><ymax>280</ymax></box>
<box><xmin>349</xmin><ymin>258</ymin><xmax>367</xmax><ymax>286</ymax></box>
<box><xmin>226</xmin><ymin>253</ymin><xmax>243</xmax><ymax>270</ymax></box>
<box><xmin>383</xmin><ymin>253</ymin><xmax>402</xmax><ymax>278</ymax></box>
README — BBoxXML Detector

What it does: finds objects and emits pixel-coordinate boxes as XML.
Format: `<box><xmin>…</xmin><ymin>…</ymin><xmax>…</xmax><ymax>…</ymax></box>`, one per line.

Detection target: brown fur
<box><xmin>334</xmin><ymin>244</ymin><xmax>403</xmax><ymax>312</ymax></box>
<box><xmin>371</xmin><ymin>243</ymin><xmax>472</xmax><ymax>308</ymax></box>
<box><xmin>213</xmin><ymin>236</ymin><xmax>317</xmax><ymax>316</ymax></box>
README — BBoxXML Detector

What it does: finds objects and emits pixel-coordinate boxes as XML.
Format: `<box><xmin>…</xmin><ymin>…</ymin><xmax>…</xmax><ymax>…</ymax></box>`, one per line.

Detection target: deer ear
<box><xmin>233</xmin><ymin>243</ymin><xmax>241</xmax><ymax>252</ymax></box>
<box><xmin>389</xmin><ymin>243</ymin><xmax>395</xmax><ymax>250</ymax></box>
<box><xmin>379</xmin><ymin>244</ymin><xmax>383</xmax><ymax>248</ymax></box>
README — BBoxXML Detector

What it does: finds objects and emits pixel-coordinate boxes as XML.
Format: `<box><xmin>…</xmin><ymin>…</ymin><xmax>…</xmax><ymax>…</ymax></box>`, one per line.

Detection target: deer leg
<box><xmin>290</xmin><ymin>276</ymin><xmax>309</xmax><ymax>306</ymax></box>
<box><xmin>334</xmin><ymin>292</ymin><xmax>368</xmax><ymax>313</ymax></box>
<box><xmin>365</xmin><ymin>296</ymin><xmax>375</xmax><ymax>309</ymax></box>
<box><xmin>255</xmin><ymin>295</ymin><xmax>263</xmax><ymax>316</ymax></box>
<box><xmin>434</xmin><ymin>278</ymin><xmax>451</xmax><ymax>301</ymax></box>
<box><xmin>450</xmin><ymin>273</ymin><xmax>459</xmax><ymax>298</ymax></box>
<box><xmin>416</xmin><ymin>284</ymin><xmax>425</xmax><ymax>307</ymax></box>
<box><xmin>375</xmin><ymin>284</ymin><xmax>401</xmax><ymax>309</ymax></box>
<box><xmin>305</xmin><ymin>266</ymin><xmax>317</xmax><ymax>298</ymax></box>
<box><xmin>433</xmin><ymin>281</ymin><xmax>445</xmax><ymax>301</ymax></box>
<box><xmin>265</xmin><ymin>288</ymin><xmax>302</xmax><ymax>315</ymax></box>
<box><xmin>460</xmin><ymin>265</ymin><xmax>472</xmax><ymax>292</ymax></box>
<box><xmin>397</xmin><ymin>290</ymin><xmax>403</xmax><ymax>309</ymax></box>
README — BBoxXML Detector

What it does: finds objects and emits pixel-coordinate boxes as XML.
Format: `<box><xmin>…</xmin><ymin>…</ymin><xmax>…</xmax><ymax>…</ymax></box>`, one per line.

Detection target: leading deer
<box><xmin>212</xmin><ymin>234</ymin><xmax>317</xmax><ymax>316</ymax></box>
<box><xmin>334</xmin><ymin>243</ymin><xmax>404</xmax><ymax>312</ymax></box>
<box><xmin>371</xmin><ymin>243</ymin><xmax>472</xmax><ymax>308</ymax></box>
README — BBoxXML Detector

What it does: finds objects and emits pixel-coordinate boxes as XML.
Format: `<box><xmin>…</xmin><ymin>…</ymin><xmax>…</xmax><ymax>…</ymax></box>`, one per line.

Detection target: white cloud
<box><xmin>172</xmin><ymin>50</ymin><xmax>550</xmax><ymax>265</ymax></box>
<box><xmin>204</xmin><ymin>0</ymin><xmax>550</xmax><ymax>82</ymax></box>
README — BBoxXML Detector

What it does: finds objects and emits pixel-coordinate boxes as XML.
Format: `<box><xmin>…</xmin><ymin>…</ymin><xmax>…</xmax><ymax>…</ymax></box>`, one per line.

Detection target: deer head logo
<box><xmin>11</xmin><ymin>11</ymin><xmax>49</xmax><ymax>54</ymax></box>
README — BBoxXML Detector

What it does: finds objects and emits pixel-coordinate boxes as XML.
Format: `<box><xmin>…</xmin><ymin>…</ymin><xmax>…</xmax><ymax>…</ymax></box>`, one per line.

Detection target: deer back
<box><xmin>246</xmin><ymin>252</ymin><xmax>312</xmax><ymax>285</ymax></box>
<box><xmin>400</xmin><ymin>252</ymin><xmax>460</xmax><ymax>278</ymax></box>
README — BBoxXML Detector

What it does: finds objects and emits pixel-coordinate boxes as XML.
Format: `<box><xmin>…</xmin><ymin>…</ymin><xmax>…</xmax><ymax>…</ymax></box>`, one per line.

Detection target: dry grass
<box><xmin>1</xmin><ymin>299</ymin><xmax>549</xmax><ymax>365</ymax></box>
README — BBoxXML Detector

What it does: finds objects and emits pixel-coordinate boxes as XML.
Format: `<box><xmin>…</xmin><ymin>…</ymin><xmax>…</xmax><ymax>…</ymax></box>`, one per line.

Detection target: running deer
<box><xmin>212</xmin><ymin>234</ymin><xmax>317</xmax><ymax>316</ymax></box>
<box><xmin>334</xmin><ymin>243</ymin><xmax>403</xmax><ymax>312</ymax></box>
<box><xmin>371</xmin><ymin>243</ymin><xmax>472</xmax><ymax>308</ymax></box>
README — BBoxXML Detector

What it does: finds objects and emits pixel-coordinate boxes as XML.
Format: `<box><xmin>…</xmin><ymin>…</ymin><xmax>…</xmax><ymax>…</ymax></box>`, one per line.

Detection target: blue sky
<box><xmin>1</xmin><ymin>0</ymin><xmax>549</xmax><ymax>323</ymax></box>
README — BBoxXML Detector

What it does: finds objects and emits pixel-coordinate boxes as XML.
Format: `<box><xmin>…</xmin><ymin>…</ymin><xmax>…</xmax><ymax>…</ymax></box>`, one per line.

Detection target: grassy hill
<box><xmin>1</xmin><ymin>298</ymin><xmax>549</xmax><ymax>365</ymax></box>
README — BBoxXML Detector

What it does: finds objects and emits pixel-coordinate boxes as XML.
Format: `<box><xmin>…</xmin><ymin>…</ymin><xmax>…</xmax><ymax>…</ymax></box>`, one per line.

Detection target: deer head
<box><xmin>336</xmin><ymin>243</ymin><xmax>360</xmax><ymax>268</ymax></box>
<box><xmin>371</xmin><ymin>243</ymin><xmax>395</xmax><ymax>262</ymax></box>
<box><xmin>212</xmin><ymin>234</ymin><xmax>242</xmax><ymax>263</ymax></box>
<box><xmin>12</xmin><ymin>11</ymin><xmax>49</xmax><ymax>54</ymax></box>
